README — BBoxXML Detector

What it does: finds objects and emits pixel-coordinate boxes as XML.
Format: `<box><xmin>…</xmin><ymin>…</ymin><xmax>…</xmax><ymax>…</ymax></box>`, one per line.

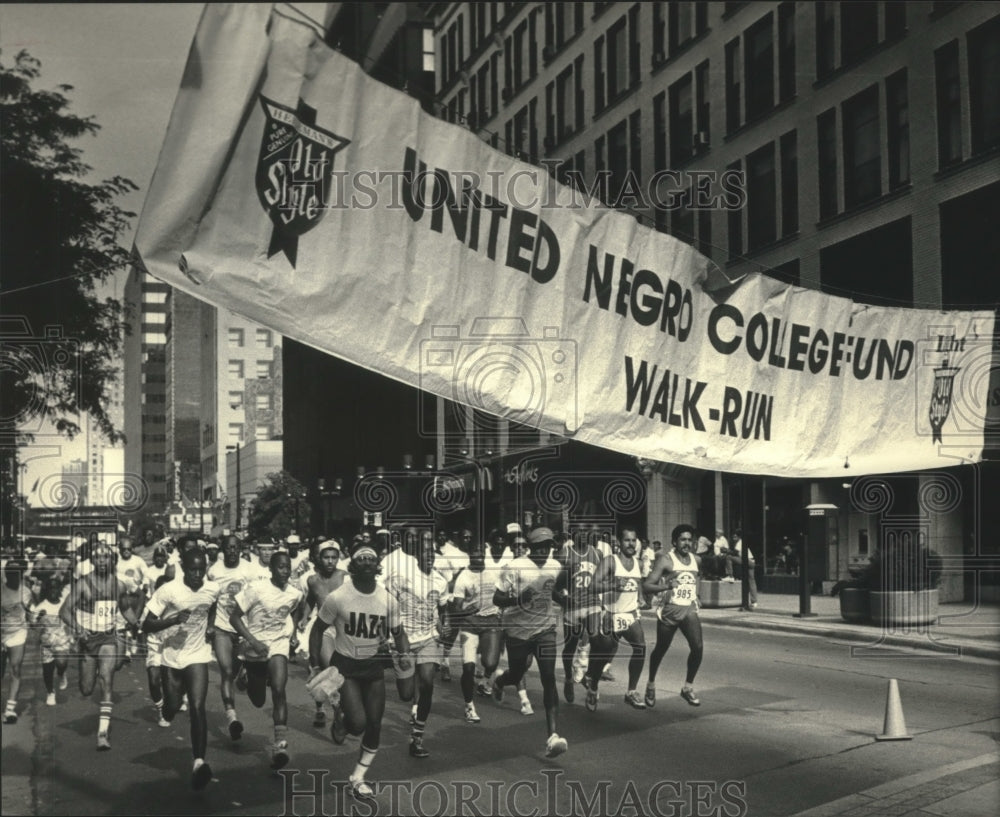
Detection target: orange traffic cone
<box><xmin>875</xmin><ymin>678</ymin><xmax>912</xmax><ymax>741</ymax></box>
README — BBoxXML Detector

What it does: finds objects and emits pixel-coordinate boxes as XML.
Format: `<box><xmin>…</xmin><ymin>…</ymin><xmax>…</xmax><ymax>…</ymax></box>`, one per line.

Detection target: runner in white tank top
<box><xmin>642</xmin><ymin>524</ymin><xmax>705</xmax><ymax>709</ymax></box>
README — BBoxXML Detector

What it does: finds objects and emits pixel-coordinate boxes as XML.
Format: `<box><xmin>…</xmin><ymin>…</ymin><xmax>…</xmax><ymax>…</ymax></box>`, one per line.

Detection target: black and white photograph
<box><xmin>1</xmin><ymin>3</ymin><xmax>998</xmax><ymax>815</ymax></box>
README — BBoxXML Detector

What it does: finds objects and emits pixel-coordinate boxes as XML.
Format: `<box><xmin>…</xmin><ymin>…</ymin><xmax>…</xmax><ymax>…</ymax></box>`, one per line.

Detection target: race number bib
<box><xmin>671</xmin><ymin>584</ymin><xmax>696</xmax><ymax>606</ymax></box>
<box><xmin>612</xmin><ymin>612</ymin><xmax>634</xmax><ymax>634</ymax></box>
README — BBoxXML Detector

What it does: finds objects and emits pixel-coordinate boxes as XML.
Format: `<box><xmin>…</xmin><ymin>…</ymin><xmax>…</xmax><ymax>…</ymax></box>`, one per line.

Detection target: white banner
<box><xmin>135</xmin><ymin>5</ymin><xmax>997</xmax><ymax>478</ymax></box>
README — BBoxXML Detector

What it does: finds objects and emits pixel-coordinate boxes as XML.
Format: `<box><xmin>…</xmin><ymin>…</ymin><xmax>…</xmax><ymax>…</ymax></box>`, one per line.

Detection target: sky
<box><xmin>2</xmin><ymin>4</ymin><xmax>204</xmax><ymax>498</ymax></box>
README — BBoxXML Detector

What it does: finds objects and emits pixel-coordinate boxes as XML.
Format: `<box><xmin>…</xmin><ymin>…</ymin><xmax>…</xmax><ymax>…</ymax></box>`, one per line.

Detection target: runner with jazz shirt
<box><xmin>386</xmin><ymin>530</ymin><xmax>450</xmax><ymax>759</ymax></box>
<box><xmin>207</xmin><ymin>534</ymin><xmax>259</xmax><ymax>741</ymax></box>
<box><xmin>493</xmin><ymin>527</ymin><xmax>568</xmax><ymax>758</ymax></box>
<box><xmin>581</xmin><ymin>527</ymin><xmax>648</xmax><ymax>711</ymax></box>
<box><xmin>229</xmin><ymin>551</ymin><xmax>305</xmax><ymax>770</ymax></box>
<box><xmin>642</xmin><ymin>523</ymin><xmax>704</xmax><ymax>708</ymax></box>
<box><xmin>310</xmin><ymin>541</ymin><xmax>409</xmax><ymax>803</ymax></box>
<box><xmin>143</xmin><ymin>549</ymin><xmax>220</xmax><ymax>790</ymax></box>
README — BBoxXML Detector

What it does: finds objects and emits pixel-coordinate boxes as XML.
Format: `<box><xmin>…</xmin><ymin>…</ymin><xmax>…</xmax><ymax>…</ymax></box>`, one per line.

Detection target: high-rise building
<box><xmin>123</xmin><ymin>267</ymin><xmax>169</xmax><ymax>511</ymax></box>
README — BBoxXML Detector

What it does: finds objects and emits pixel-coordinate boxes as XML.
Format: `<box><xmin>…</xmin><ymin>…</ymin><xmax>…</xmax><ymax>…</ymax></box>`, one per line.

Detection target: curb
<box><xmin>698</xmin><ymin>613</ymin><xmax>1000</xmax><ymax>661</ymax></box>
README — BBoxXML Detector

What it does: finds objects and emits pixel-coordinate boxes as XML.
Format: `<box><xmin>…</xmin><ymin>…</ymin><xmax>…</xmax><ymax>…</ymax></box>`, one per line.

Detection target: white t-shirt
<box><xmin>208</xmin><ymin>559</ymin><xmax>261</xmax><ymax>634</ymax></box>
<box><xmin>434</xmin><ymin>542</ymin><xmax>470</xmax><ymax>584</ymax></box>
<box><xmin>233</xmin><ymin>580</ymin><xmax>303</xmax><ymax>660</ymax></box>
<box><xmin>381</xmin><ymin>548</ymin><xmax>417</xmax><ymax>588</ymax></box>
<box><xmin>496</xmin><ymin>556</ymin><xmax>561</xmax><ymax>640</ymax></box>
<box><xmin>452</xmin><ymin>564</ymin><xmax>505</xmax><ymax>617</ymax></box>
<box><xmin>116</xmin><ymin>555</ymin><xmax>148</xmax><ymax>594</ymax></box>
<box><xmin>145</xmin><ymin>580</ymin><xmax>220</xmax><ymax>669</ymax></box>
<box><xmin>386</xmin><ymin>567</ymin><xmax>449</xmax><ymax>645</ymax></box>
<box><xmin>318</xmin><ymin>579</ymin><xmax>399</xmax><ymax>661</ymax></box>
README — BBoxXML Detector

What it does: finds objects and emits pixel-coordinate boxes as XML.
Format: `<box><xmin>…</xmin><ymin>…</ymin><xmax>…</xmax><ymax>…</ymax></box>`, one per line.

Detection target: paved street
<box><xmin>3</xmin><ymin>607</ymin><xmax>997</xmax><ymax>817</ymax></box>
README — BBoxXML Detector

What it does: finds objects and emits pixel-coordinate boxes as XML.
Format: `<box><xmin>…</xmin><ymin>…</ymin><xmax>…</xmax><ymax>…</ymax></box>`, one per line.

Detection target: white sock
<box><xmin>193</xmin><ymin>758</ymin><xmax>205</xmax><ymax>771</ymax></box>
<box><xmin>518</xmin><ymin>688</ymin><xmax>529</xmax><ymax>703</ymax></box>
<box><xmin>351</xmin><ymin>745</ymin><xmax>377</xmax><ymax>782</ymax></box>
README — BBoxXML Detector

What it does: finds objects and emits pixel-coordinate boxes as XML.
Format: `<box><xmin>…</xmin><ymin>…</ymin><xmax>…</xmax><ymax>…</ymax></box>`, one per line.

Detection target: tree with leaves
<box><xmin>1</xmin><ymin>50</ymin><xmax>137</xmax><ymax>444</ymax></box>
<box><xmin>246</xmin><ymin>471</ymin><xmax>311</xmax><ymax>541</ymax></box>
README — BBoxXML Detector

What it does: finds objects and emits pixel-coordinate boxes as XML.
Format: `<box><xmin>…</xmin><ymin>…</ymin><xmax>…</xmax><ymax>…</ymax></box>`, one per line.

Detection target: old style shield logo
<box><xmin>928</xmin><ymin>361</ymin><xmax>961</xmax><ymax>443</ymax></box>
<box><xmin>256</xmin><ymin>97</ymin><xmax>350</xmax><ymax>267</ymax></box>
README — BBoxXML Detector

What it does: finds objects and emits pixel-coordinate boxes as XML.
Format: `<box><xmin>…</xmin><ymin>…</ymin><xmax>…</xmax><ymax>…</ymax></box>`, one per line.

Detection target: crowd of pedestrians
<box><xmin>1</xmin><ymin>520</ymin><xmax>713</xmax><ymax>801</ymax></box>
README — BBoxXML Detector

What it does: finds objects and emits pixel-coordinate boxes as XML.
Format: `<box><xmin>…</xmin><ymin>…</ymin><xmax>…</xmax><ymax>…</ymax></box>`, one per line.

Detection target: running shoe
<box><xmin>644</xmin><ymin>684</ymin><xmax>656</xmax><ymax>708</ymax></box>
<box><xmin>313</xmin><ymin>709</ymin><xmax>326</xmax><ymax>728</ymax></box>
<box><xmin>46</xmin><ymin>693</ymin><xmax>56</xmax><ymax>707</ymax></box>
<box><xmin>58</xmin><ymin>675</ymin><xmax>68</xmax><ymax>691</ymax></box>
<box><xmin>408</xmin><ymin>736</ymin><xmax>430</xmax><ymax>758</ymax></box>
<box><xmin>439</xmin><ymin>663</ymin><xmax>451</xmax><ymax>682</ymax></box>
<box><xmin>680</xmin><ymin>687</ymin><xmax>701</xmax><ymax>707</ymax></box>
<box><xmin>465</xmin><ymin>704</ymin><xmax>481</xmax><ymax>723</ymax></box>
<box><xmin>158</xmin><ymin>715</ymin><xmax>171</xmax><ymax>728</ymax></box>
<box><xmin>97</xmin><ymin>732</ymin><xmax>111</xmax><ymax>751</ymax></box>
<box><xmin>330</xmin><ymin>706</ymin><xmax>348</xmax><ymax>745</ymax></box>
<box><xmin>624</xmin><ymin>690</ymin><xmax>646</xmax><ymax>709</ymax></box>
<box><xmin>475</xmin><ymin>681</ymin><xmax>489</xmax><ymax>697</ymax></box>
<box><xmin>192</xmin><ymin>761</ymin><xmax>212</xmax><ymax>790</ymax></box>
<box><xmin>491</xmin><ymin>678</ymin><xmax>504</xmax><ymax>704</ymax></box>
<box><xmin>228</xmin><ymin>718</ymin><xmax>244</xmax><ymax>741</ymax></box>
<box><xmin>584</xmin><ymin>680</ymin><xmax>599</xmax><ymax>713</ymax></box>
<box><xmin>271</xmin><ymin>740</ymin><xmax>290</xmax><ymax>770</ymax></box>
<box><xmin>520</xmin><ymin>699</ymin><xmax>534</xmax><ymax>716</ymax></box>
<box><xmin>179</xmin><ymin>696</ymin><xmax>188</xmax><ymax>713</ymax></box>
<box><xmin>544</xmin><ymin>733</ymin><xmax>568</xmax><ymax>758</ymax></box>
<box><xmin>235</xmin><ymin>667</ymin><xmax>248</xmax><ymax>692</ymax></box>
<box><xmin>601</xmin><ymin>667</ymin><xmax>615</xmax><ymax>682</ymax></box>
<box><xmin>3</xmin><ymin>711</ymin><xmax>16</xmax><ymax>724</ymax></box>
<box><xmin>571</xmin><ymin>665</ymin><xmax>585</xmax><ymax>684</ymax></box>
<box><xmin>563</xmin><ymin>677</ymin><xmax>575</xmax><ymax>704</ymax></box>
<box><xmin>349</xmin><ymin>778</ymin><xmax>376</xmax><ymax>802</ymax></box>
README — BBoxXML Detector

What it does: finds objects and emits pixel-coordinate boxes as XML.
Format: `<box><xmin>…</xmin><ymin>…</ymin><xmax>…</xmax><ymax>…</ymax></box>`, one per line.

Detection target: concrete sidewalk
<box><xmin>687</xmin><ymin>591</ymin><xmax>1000</xmax><ymax>661</ymax></box>
<box><xmin>787</xmin><ymin>753</ymin><xmax>999</xmax><ymax>817</ymax></box>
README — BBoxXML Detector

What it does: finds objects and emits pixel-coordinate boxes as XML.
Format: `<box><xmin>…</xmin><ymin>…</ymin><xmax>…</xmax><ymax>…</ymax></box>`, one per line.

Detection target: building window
<box><xmin>653</xmin><ymin>92</ymin><xmax>667</xmax><ymax>172</ymax></box>
<box><xmin>769</xmin><ymin>259</ymin><xmax>800</xmax><ymax>286</ymax></box>
<box><xmin>744</xmin><ymin>13</ymin><xmax>774</xmax><ymax>122</ymax></box>
<box><xmin>780</xmin><ymin>130</ymin><xmax>798</xmax><ymax>236</ymax></box>
<box><xmin>608</xmin><ymin>119</ymin><xmax>629</xmax><ymax>202</ymax></box>
<box><xmin>935</xmin><ymin>40</ymin><xmax>961</xmax><ymax>167</ymax></box>
<box><xmin>816</xmin><ymin>2</ymin><xmax>836</xmax><ymax>78</ymax></box>
<box><xmin>256</xmin><ymin>393</ymin><xmax>272</xmax><ymax>411</ymax></box>
<box><xmin>545</xmin><ymin>2</ymin><xmax>584</xmax><ymax>53</ymax></box>
<box><xmin>840</xmin><ymin>1</ymin><xmax>878</xmax><ymax>65</ymax></box>
<box><xmin>885</xmin><ymin>3</ymin><xmax>906</xmax><ymax>40</ymax></box>
<box><xmin>669</xmin><ymin>1</ymin><xmax>709</xmax><ymax>57</ymax></box>
<box><xmin>747</xmin><ymin>143</ymin><xmax>776</xmax><ymax>251</ymax></box>
<box><xmin>228</xmin><ymin>360</ymin><xmax>244</xmax><ymax>379</ymax></box>
<box><xmin>595</xmin><ymin>5</ymin><xmax>639</xmax><ymax>112</ymax></box>
<box><xmin>820</xmin><ymin>217</ymin><xmax>913</xmax><ymax>307</ymax></box>
<box><xmin>554</xmin><ymin>56</ymin><xmax>585</xmax><ymax>141</ymax></box>
<box><xmin>255</xmin><ymin>425</ymin><xmax>270</xmax><ymax>442</ymax></box>
<box><xmin>727</xmin><ymin>159</ymin><xmax>744</xmax><ymax>258</ymax></box>
<box><xmin>697</xmin><ymin>206</ymin><xmax>712</xmax><ymax>260</ymax></box>
<box><xmin>778</xmin><ymin>2</ymin><xmax>795</xmax><ymax>102</ymax></box>
<box><xmin>256</xmin><ymin>360</ymin><xmax>272</xmax><ymax>379</ymax></box>
<box><xmin>422</xmin><ymin>28</ymin><xmax>435</xmax><ymax>73</ymax></box>
<box><xmin>228</xmin><ymin>391</ymin><xmax>243</xmax><ymax>410</ymax></box>
<box><xmin>817</xmin><ymin>108</ymin><xmax>838</xmax><ymax>219</ymax></box>
<box><xmin>725</xmin><ymin>37</ymin><xmax>741</xmax><ymax>134</ymax></box>
<box><xmin>886</xmin><ymin>69</ymin><xmax>909</xmax><ymax>190</ymax></box>
<box><xmin>695</xmin><ymin>60</ymin><xmax>710</xmax><ymax>145</ymax></box>
<box><xmin>843</xmin><ymin>85</ymin><xmax>881</xmax><ymax>209</ymax></box>
<box><xmin>228</xmin><ymin>423</ymin><xmax>243</xmax><ymax>445</ymax></box>
<box><xmin>669</xmin><ymin>73</ymin><xmax>693</xmax><ymax>167</ymax></box>
<box><xmin>255</xmin><ymin>328</ymin><xmax>273</xmax><ymax>348</ymax></box>
<box><xmin>673</xmin><ymin>187</ymin><xmax>695</xmax><ymax>246</ymax></box>
<box><xmin>652</xmin><ymin>3</ymin><xmax>666</xmax><ymax>64</ymax></box>
<box><xmin>228</xmin><ymin>328</ymin><xmax>244</xmax><ymax>348</ymax></box>
<box><xmin>968</xmin><ymin>16</ymin><xmax>1000</xmax><ymax>155</ymax></box>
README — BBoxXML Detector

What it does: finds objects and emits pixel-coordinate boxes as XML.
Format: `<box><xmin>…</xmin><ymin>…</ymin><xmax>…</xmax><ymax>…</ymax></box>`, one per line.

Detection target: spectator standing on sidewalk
<box><xmin>729</xmin><ymin>529</ymin><xmax>758</xmax><ymax>609</ymax></box>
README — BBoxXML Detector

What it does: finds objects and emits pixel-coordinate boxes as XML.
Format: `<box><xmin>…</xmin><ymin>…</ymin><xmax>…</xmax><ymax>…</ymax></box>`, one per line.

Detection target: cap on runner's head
<box><xmin>527</xmin><ymin>527</ymin><xmax>555</xmax><ymax>547</ymax></box>
<box><xmin>287</xmin><ymin>534</ymin><xmax>301</xmax><ymax>545</ymax></box>
<box><xmin>506</xmin><ymin>523</ymin><xmax>523</xmax><ymax>535</ymax></box>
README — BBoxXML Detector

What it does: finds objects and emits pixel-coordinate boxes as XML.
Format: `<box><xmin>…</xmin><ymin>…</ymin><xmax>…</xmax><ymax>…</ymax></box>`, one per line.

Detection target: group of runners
<box><xmin>0</xmin><ymin>521</ymin><xmax>707</xmax><ymax>801</ymax></box>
